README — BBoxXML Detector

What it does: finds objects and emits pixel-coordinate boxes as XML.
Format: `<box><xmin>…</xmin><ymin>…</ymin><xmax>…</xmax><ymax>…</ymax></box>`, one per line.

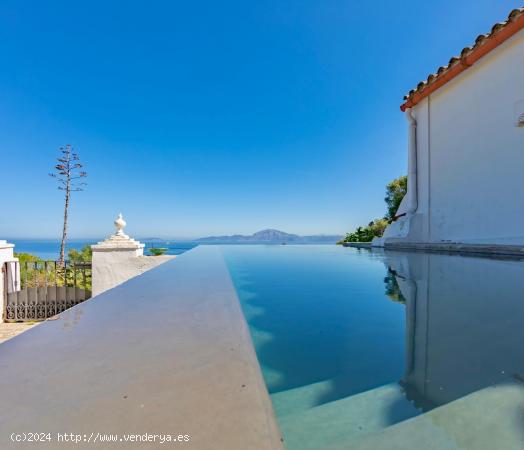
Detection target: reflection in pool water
<box><xmin>388</xmin><ymin>250</ymin><xmax>524</xmax><ymax>411</ymax></box>
<box><xmin>225</xmin><ymin>246</ymin><xmax>406</xmax><ymax>401</ymax></box>
<box><xmin>223</xmin><ymin>245</ymin><xmax>524</xmax><ymax>449</ymax></box>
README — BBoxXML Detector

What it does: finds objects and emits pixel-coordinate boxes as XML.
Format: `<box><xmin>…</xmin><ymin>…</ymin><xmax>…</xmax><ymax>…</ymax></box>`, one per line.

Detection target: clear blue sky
<box><xmin>1</xmin><ymin>0</ymin><xmax>520</xmax><ymax>238</ymax></box>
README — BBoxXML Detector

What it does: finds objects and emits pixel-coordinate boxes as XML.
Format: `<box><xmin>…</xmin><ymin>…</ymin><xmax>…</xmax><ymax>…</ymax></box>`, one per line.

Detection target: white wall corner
<box><xmin>0</xmin><ymin>240</ymin><xmax>18</xmax><ymax>322</ymax></box>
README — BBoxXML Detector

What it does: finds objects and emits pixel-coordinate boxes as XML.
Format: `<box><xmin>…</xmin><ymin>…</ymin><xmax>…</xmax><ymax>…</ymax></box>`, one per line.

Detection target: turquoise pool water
<box><xmin>223</xmin><ymin>245</ymin><xmax>524</xmax><ymax>449</ymax></box>
<box><xmin>225</xmin><ymin>245</ymin><xmax>406</xmax><ymax>399</ymax></box>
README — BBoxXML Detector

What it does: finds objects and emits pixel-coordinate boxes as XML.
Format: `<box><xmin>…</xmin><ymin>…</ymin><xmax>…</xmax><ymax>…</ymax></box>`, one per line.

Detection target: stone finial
<box><xmin>91</xmin><ymin>213</ymin><xmax>143</xmax><ymax>251</ymax></box>
<box><xmin>114</xmin><ymin>213</ymin><xmax>127</xmax><ymax>237</ymax></box>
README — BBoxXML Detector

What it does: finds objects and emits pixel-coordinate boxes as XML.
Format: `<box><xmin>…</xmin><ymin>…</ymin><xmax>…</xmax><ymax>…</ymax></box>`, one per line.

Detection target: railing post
<box><xmin>91</xmin><ymin>214</ymin><xmax>174</xmax><ymax>296</ymax></box>
<box><xmin>90</xmin><ymin>214</ymin><xmax>145</xmax><ymax>296</ymax></box>
<box><xmin>0</xmin><ymin>240</ymin><xmax>18</xmax><ymax>322</ymax></box>
<box><xmin>1</xmin><ymin>263</ymin><xmax>5</xmax><ymax>322</ymax></box>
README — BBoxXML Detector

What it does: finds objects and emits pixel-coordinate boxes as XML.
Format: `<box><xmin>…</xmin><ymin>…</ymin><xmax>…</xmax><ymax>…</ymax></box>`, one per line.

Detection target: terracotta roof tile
<box><xmin>401</xmin><ymin>7</ymin><xmax>524</xmax><ymax>111</ymax></box>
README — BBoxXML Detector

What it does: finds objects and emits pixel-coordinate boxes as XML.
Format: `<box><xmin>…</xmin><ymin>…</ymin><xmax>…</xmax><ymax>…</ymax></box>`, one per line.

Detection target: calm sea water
<box><xmin>223</xmin><ymin>245</ymin><xmax>524</xmax><ymax>449</ymax></box>
<box><xmin>9</xmin><ymin>239</ymin><xmax>198</xmax><ymax>260</ymax></box>
<box><xmin>9</xmin><ymin>239</ymin><xmax>329</xmax><ymax>260</ymax></box>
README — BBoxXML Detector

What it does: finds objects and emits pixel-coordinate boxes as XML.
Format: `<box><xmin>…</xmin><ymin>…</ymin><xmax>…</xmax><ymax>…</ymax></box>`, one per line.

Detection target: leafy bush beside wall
<box><xmin>340</xmin><ymin>218</ymin><xmax>388</xmax><ymax>243</ymax></box>
<box><xmin>340</xmin><ymin>175</ymin><xmax>407</xmax><ymax>243</ymax></box>
<box><xmin>385</xmin><ymin>175</ymin><xmax>407</xmax><ymax>221</ymax></box>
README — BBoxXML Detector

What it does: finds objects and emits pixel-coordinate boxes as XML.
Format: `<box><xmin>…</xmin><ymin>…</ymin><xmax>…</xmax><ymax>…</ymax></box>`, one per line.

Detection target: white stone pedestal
<box><xmin>91</xmin><ymin>214</ymin><xmax>175</xmax><ymax>296</ymax></box>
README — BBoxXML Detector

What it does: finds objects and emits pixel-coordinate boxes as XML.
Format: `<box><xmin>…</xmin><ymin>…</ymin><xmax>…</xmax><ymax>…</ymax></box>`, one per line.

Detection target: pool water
<box><xmin>223</xmin><ymin>245</ymin><xmax>524</xmax><ymax>449</ymax></box>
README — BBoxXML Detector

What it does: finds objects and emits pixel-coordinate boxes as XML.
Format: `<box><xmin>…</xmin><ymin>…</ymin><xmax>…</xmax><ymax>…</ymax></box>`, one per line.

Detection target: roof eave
<box><xmin>400</xmin><ymin>8</ymin><xmax>524</xmax><ymax>112</ymax></box>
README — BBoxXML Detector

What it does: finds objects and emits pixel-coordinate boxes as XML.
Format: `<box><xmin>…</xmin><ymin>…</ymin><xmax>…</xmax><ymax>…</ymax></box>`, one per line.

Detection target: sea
<box><xmin>9</xmin><ymin>239</ymin><xmax>199</xmax><ymax>260</ymax></box>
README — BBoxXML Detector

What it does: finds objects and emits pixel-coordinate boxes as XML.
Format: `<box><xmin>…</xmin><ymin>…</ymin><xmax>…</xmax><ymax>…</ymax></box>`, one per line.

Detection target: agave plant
<box><xmin>148</xmin><ymin>247</ymin><xmax>168</xmax><ymax>256</ymax></box>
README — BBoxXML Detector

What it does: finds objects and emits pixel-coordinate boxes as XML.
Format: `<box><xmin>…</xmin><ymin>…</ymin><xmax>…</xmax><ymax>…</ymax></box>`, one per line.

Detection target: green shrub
<box><xmin>68</xmin><ymin>245</ymin><xmax>92</xmax><ymax>263</ymax></box>
<box><xmin>149</xmin><ymin>247</ymin><xmax>168</xmax><ymax>256</ymax></box>
<box><xmin>341</xmin><ymin>218</ymin><xmax>388</xmax><ymax>243</ymax></box>
<box><xmin>14</xmin><ymin>250</ymin><xmax>92</xmax><ymax>291</ymax></box>
<box><xmin>385</xmin><ymin>175</ymin><xmax>407</xmax><ymax>220</ymax></box>
<box><xmin>14</xmin><ymin>252</ymin><xmax>43</xmax><ymax>264</ymax></box>
<box><xmin>340</xmin><ymin>175</ymin><xmax>407</xmax><ymax>243</ymax></box>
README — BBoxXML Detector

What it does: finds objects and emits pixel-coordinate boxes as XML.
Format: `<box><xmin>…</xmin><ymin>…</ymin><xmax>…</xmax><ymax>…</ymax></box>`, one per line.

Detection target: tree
<box><xmin>384</xmin><ymin>175</ymin><xmax>407</xmax><ymax>220</ymax></box>
<box><xmin>49</xmin><ymin>145</ymin><xmax>87</xmax><ymax>265</ymax></box>
<box><xmin>339</xmin><ymin>175</ymin><xmax>407</xmax><ymax>244</ymax></box>
<box><xmin>13</xmin><ymin>252</ymin><xmax>43</xmax><ymax>267</ymax></box>
<box><xmin>68</xmin><ymin>245</ymin><xmax>92</xmax><ymax>263</ymax></box>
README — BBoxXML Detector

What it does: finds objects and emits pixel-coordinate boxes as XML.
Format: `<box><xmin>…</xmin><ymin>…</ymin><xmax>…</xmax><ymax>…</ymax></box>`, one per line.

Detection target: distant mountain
<box><xmin>196</xmin><ymin>229</ymin><xmax>343</xmax><ymax>244</ymax></box>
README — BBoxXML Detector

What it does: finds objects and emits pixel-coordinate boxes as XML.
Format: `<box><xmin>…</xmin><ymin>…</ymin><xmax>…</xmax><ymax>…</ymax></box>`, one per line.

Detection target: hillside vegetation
<box><xmin>340</xmin><ymin>175</ymin><xmax>407</xmax><ymax>243</ymax></box>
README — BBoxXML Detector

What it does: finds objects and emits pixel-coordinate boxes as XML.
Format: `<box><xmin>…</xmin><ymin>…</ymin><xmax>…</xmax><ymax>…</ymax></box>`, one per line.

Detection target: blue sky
<box><xmin>1</xmin><ymin>0</ymin><xmax>521</xmax><ymax>239</ymax></box>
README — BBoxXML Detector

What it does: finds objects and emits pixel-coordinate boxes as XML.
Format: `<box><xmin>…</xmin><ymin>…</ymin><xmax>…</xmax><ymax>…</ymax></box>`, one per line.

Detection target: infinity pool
<box><xmin>223</xmin><ymin>245</ymin><xmax>524</xmax><ymax>449</ymax></box>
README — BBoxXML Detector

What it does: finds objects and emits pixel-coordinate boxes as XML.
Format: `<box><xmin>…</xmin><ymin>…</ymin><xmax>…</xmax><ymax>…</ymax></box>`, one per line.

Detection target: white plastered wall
<box><xmin>416</xmin><ymin>29</ymin><xmax>524</xmax><ymax>244</ymax></box>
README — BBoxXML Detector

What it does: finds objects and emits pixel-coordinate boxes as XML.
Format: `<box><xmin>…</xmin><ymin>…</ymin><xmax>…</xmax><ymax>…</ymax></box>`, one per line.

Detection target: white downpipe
<box><xmin>406</xmin><ymin>108</ymin><xmax>418</xmax><ymax>214</ymax></box>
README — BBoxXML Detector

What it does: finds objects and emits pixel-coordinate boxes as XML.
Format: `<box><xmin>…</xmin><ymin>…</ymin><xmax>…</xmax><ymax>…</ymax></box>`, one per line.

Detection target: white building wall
<box><xmin>0</xmin><ymin>241</ymin><xmax>18</xmax><ymax>321</ymax></box>
<box><xmin>91</xmin><ymin>249</ymin><xmax>174</xmax><ymax>296</ymax></box>
<box><xmin>417</xmin><ymin>29</ymin><xmax>524</xmax><ymax>244</ymax></box>
<box><xmin>414</xmin><ymin>97</ymin><xmax>430</xmax><ymax>240</ymax></box>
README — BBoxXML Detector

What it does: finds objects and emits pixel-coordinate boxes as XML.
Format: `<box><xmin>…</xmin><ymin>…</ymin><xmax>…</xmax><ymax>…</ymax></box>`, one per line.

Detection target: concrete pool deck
<box><xmin>0</xmin><ymin>246</ymin><xmax>283</xmax><ymax>450</ymax></box>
